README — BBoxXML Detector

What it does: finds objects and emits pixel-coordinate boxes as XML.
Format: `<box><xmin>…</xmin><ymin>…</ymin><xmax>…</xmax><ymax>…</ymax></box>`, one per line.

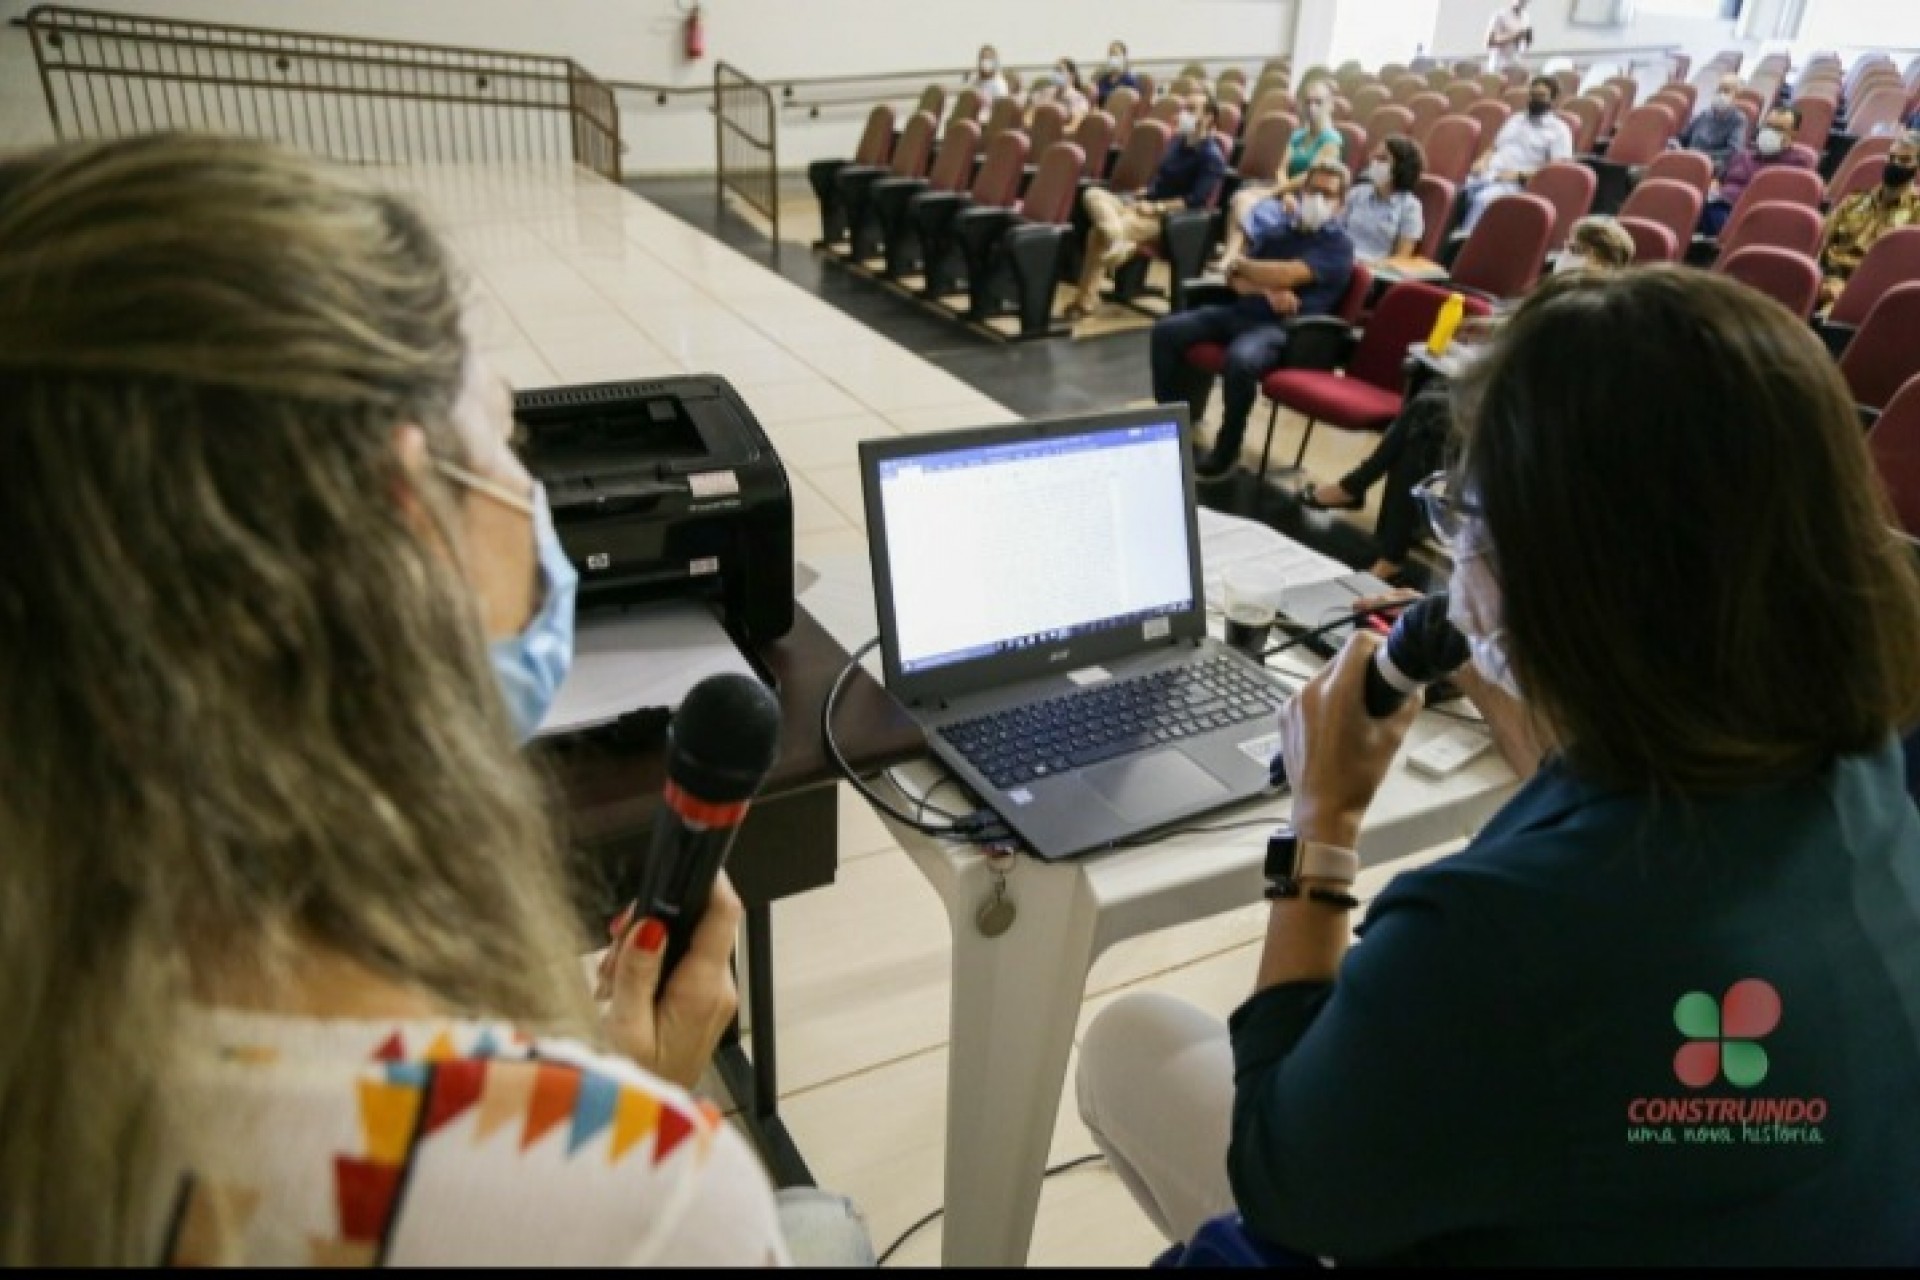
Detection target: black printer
<box><xmin>513</xmin><ymin>375</ymin><xmax>794</xmax><ymax>644</ymax></box>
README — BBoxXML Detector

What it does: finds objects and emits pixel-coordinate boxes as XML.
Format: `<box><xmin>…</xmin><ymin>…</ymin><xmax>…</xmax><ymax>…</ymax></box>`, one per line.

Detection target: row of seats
<box><xmin>810</xmin><ymin>105</ymin><xmax>1193</xmax><ymax>337</ymax></box>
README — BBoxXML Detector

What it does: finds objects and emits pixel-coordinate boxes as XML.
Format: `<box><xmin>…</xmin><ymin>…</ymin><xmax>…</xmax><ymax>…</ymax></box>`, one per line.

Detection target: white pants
<box><xmin>1075</xmin><ymin>992</ymin><xmax>1238</xmax><ymax>1245</ymax></box>
<box><xmin>1460</xmin><ymin>176</ymin><xmax>1522</xmax><ymax>234</ymax></box>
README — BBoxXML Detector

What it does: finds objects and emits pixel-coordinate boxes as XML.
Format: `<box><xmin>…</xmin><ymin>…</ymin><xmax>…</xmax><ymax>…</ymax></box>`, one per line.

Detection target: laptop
<box><xmin>858</xmin><ymin>405</ymin><xmax>1289</xmax><ymax>861</ymax></box>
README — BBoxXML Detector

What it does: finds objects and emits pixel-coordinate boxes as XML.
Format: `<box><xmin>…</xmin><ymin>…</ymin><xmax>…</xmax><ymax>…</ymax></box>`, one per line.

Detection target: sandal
<box><xmin>1298</xmin><ymin>482</ymin><xmax>1364</xmax><ymax>512</ymax></box>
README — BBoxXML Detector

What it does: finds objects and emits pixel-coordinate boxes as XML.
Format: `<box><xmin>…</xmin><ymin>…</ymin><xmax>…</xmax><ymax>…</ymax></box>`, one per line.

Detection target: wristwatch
<box><xmin>1264</xmin><ymin>821</ymin><xmax>1359</xmax><ymax>889</ymax></box>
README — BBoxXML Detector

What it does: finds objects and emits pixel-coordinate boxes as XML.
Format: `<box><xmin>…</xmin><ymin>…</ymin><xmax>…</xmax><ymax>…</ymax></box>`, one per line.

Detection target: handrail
<box><xmin>23</xmin><ymin>4</ymin><xmax>621</xmax><ymax>181</ymax></box>
<box><xmin>609</xmin><ymin>52</ymin><xmax>1293</xmax><ymax>118</ymax></box>
<box><xmin>715</xmin><ymin>61</ymin><xmax>779</xmax><ymax>247</ymax></box>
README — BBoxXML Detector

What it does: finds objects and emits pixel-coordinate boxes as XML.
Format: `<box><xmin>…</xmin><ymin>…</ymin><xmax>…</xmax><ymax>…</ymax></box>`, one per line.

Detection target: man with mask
<box><xmin>1672</xmin><ymin>73</ymin><xmax>1750</xmax><ymax>177</ymax></box>
<box><xmin>1149</xmin><ymin>161</ymin><xmax>1356</xmax><ymax>480</ymax></box>
<box><xmin>1066</xmin><ymin>91</ymin><xmax>1228</xmax><ymax>322</ymax></box>
<box><xmin>1484</xmin><ymin>0</ymin><xmax>1533</xmax><ymax>73</ymax></box>
<box><xmin>1093</xmin><ymin>40</ymin><xmax>1139</xmax><ymax>107</ymax></box>
<box><xmin>1701</xmin><ymin>103</ymin><xmax>1813</xmax><ymax>236</ymax></box>
<box><xmin>1817</xmin><ymin>130</ymin><xmax>1920</xmax><ymax>310</ymax></box>
<box><xmin>1458</xmin><ymin>75</ymin><xmax>1572</xmax><ymax>234</ymax></box>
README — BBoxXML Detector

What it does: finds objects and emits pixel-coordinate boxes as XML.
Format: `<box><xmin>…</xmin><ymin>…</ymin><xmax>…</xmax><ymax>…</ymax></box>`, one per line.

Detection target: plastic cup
<box><xmin>1221</xmin><ymin>560</ymin><xmax>1289</xmax><ymax>657</ymax></box>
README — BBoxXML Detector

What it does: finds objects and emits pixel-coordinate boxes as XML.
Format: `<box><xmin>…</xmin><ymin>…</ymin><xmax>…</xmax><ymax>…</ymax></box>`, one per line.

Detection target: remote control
<box><xmin>1407</xmin><ymin>727</ymin><xmax>1495</xmax><ymax>779</ymax></box>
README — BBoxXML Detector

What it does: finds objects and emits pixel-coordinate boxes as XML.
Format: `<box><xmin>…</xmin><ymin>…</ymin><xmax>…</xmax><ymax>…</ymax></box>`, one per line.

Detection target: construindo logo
<box><xmin>1672</xmin><ymin>978</ymin><xmax>1781</xmax><ymax>1089</ymax></box>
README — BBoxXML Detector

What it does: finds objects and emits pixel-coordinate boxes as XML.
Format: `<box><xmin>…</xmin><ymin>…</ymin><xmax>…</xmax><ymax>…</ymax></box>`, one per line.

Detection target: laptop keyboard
<box><xmin>937</xmin><ymin>656</ymin><xmax>1285</xmax><ymax>790</ymax></box>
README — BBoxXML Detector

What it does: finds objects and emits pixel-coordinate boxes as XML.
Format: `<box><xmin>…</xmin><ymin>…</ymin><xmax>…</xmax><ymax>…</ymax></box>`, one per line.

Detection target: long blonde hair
<box><xmin>0</xmin><ymin>133</ymin><xmax>597</xmax><ymax>1263</ymax></box>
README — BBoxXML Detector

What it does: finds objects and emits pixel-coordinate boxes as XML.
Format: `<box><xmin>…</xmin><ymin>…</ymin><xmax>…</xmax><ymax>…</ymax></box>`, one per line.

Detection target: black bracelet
<box><xmin>1264</xmin><ymin>876</ymin><xmax>1360</xmax><ymax>911</ymax></box>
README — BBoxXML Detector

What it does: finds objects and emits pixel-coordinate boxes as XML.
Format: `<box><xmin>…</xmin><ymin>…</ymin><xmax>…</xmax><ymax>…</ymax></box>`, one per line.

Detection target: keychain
<box><xmin>975</xmin><ymin>850</ymin><xmax>1017</xmax><ymax>937</ymax></box>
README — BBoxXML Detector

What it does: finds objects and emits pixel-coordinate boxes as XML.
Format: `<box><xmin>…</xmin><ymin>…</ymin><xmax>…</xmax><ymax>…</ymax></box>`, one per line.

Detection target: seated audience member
<box><xmin>1082</xmin><ymin>265</ymin><xmax>1920</xmax><ymax>1266</ymax></box>
<box><xmin>1028</xmin><ymin>57</ymin><xmax>1090</xmax><ymax>127</ymax></box>
<box><xmin>1459</xmin><ymin>75</ymin><xmax>1572</xmax><ymax>234</ymax></box>
<box><xmin>1220</xmin><ymin>76</ymin><xmax>1343</xmax><ymax>264</ymax></box>
<box><xmin>1093</xmin><ymin>41</ymin><xmax>1140</xmax><ymax>106</ymax></box>
<box><xmin>966</xmin><ymin>44</ymin><xmax>1010</xmax><ymax>107</ymax></box>
<box><xmin>1672</xmin><ymin>73</ymin><xmax>1750</xmax><ymax>176</ymax></box>
<box><xmin>1150</xmin><ymin>160</ymin><xmax>1356</xmax><ymax>479</ymax></box>
<box><xmin>1298</xmin><ymin>215</ymin><xmax>1634</xmax><ymax>582</ymax></box>
<box><xmin>1066</xmin><ymin>91</ymin><xmax>1228</xmax><ymax>322</ymax></box>
<box><xmin>1818</xmin><ymin>130</ymin><xmax>1920</xmax><ymax>310</ymax></box>
<box><xmin>0</xmin><ymin>133</ymin><xmax>870</xmax><ymax>1265</ymax></box>
<box><xmin>1336</xmin><ymin>136</ymin><xmax>1426</xmax><ymax>263</ymax></box>
<box><xmin>1700</xmin><ymin>103</ymin><xmax>1811</xmax><ymax>236</ymax></box>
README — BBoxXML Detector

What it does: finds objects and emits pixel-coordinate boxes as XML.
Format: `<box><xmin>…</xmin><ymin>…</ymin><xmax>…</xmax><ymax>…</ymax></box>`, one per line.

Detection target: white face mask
<box><xmin>1755</xmin><ymin>127</ymin><xmax>1785</xmax><ymax>156</ymax></box>
<box><xmin>1108</xmin><ymin>53</ymin><xmax>1124</xmax><ymax>71</ymax></box>
<box><xmin>1306</xmin><ymin>98</ymin><xmax>1330</xmax><ymax>120</ymax></box>
<box><xmin>1367</xmin><ymin>159</ymin><xmax>1391</xmax><ymax>189</ymax></box>
<box><xmin>1176</xmin><ymin>110</ymin><xmax>1197</xmax><ymax>136</ymax></box>
<box><xmin>1553</xmin><ymin>249</ymin><xmax>1588</xmax><ymax>274</ymax></box>
<box><xmin>1446</xmin><ymin>538</ymin><xmax>1521</xmax><ymax>698</ymax></box>
<box><xmin>1297</xmin><ymin>193</ymin><xmax>1334</xmax><ymax>232</ymax></box>
<box><xmin>980</xmin><ymin>57</ymin><xmax>997</xmax><ymax>75</ymax></box>
<box><xmin>1714</xmin><ymin>91</ymin><xmax>1735</xmax><ymax>110</ymax></box>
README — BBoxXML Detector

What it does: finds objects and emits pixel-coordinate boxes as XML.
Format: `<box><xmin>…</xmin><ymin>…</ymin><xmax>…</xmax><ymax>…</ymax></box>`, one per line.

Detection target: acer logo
<box><xmin>1048</xmin><ymin>649</ymin><xmax>1071</xmax><ymax>663</ymax></box>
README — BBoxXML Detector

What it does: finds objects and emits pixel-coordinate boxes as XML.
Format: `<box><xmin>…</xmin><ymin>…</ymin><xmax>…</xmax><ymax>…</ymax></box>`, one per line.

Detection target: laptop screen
<box><xmin>871</xmin><ymin>417</ymin><xmax>1195</xmax><ymax>677</ymax></box>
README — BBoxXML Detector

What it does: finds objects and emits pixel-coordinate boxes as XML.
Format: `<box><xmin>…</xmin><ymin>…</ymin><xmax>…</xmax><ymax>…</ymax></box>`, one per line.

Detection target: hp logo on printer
<box><xmin>586</xmin><ymin>552</ymin><xmax>611</xmax><ymax>571</ymax></box>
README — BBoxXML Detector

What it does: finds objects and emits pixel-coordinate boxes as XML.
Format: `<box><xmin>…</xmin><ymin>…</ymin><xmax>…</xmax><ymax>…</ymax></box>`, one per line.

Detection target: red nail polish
<box><xmin>634</xmin><ymin>917</ymin><xmax>668</xmax><ymax>954</ymax></box>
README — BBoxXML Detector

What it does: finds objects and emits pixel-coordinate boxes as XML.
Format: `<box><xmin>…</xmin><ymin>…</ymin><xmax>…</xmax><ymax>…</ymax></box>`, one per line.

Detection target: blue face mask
<box><xmin>439</xmin><ymin>457</ymin><xmax>580</xmax><ymax>741</ymax></box>
<box><xmin>490</xmin><ymin>482</ymin><xmax>578</xmax><ymax>741</ymax></box>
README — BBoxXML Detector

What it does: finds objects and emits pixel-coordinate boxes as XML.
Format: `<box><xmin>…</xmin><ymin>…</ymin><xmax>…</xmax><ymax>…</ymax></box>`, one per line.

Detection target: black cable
<box><xmin>1259</xmin><ymin>601</ymin><xmax>1402</xmax><ymax>660</ymax></box>
<box><xmin>1114</xmin><ymin>811</ymin><xmax>1284</xmax><ymax>848</ymax></box>
<box><xmin>874</xmin><ymin>1153</ymin><xmax>1105</xmax><ymax>1266</ymax></box>
<box><xmin>888</xmin><ymin>767</ymin><xmax>967</xmax><ymax>824</ymax></box>
<box><xmin>824</xmin><ymin>637</ymin><xmax>1007</xmax><ymax>843</ymax></box>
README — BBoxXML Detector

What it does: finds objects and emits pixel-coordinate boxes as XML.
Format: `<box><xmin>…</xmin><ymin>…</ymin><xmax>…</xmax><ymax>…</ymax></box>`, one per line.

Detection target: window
<box><xmin>1632</xmin><ymin>0</ymin><xmax>1742</xmax><ymax>16</ymax></box>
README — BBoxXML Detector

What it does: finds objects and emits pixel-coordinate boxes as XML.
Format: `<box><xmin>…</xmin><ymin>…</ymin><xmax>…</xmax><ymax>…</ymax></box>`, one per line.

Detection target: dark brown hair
<box><xmin>1383</xmin><ymin>135</ymin><xmax>1424</xmax><ymax>192</ymax></box>
<box><xmin>1453</xmin><ymin>266</ymin><xmax>1920</xmax><ymax>795</ymax></box>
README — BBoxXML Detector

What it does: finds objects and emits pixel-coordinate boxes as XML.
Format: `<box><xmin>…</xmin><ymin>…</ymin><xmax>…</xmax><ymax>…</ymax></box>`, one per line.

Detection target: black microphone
<box><xmin>1268</xmin><ymin>594</ymin><xmax>1471</xmax><ymax>789</ymax></box>
<box><xmin>630</xmin><ymin>672</ymin><xmax>782</xmax><ymax>979</ymax></box>
<box><xmin>1363</xmin><ymin>592</ymin><xmax>1470</xmax><ymax>718</ymax></box>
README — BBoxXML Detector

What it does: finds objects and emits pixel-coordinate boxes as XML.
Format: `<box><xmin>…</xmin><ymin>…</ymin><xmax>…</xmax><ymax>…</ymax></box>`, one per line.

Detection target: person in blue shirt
<box><xmin>1149</xmin><ymin>160</ymin><xmax>1355</xmax><ymax>479</ymax></box>
<box><xmin>1066</xmin><ymin>91</ymin><xmax>1229</xmax><ymax>321</ymax></box>
<box><xmin>1092</xmin><ymin>40</ymin><xmax>1140</xmax><ymax>107</ymax></box>
<box><xmin>1080</xmin><ymin>267</ymin><xmax>1920</xmax><ymax>1265</ymax></box>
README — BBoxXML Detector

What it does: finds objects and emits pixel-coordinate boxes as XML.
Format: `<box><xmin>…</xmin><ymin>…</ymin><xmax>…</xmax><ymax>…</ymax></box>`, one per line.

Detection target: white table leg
<box><xmin>935</xmin><ymin>853</ymin><xmax>1101</xmax><ymax>1268</ymax></box>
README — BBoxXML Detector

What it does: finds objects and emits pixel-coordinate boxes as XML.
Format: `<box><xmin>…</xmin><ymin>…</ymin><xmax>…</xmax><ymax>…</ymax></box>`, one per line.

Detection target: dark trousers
<box><xmin>1337</xmin><ymin>386</ymin><xmax>1453</xmax><ymax>566</ymax></box>
<box><xmin>1700</xmin><ymin>198</ymin><xmax>1734</xmax><ymax>238</ymax></box>
<box><xmin>1149</xmin><ymin>304</ymin><xmax>1291</xmax><ymax>457</ymax></box>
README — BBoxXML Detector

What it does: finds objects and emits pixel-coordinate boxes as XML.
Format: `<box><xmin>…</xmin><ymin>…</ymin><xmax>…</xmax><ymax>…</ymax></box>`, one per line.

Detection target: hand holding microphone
<box><xmin>1273</xmin><ymin>594</ymin><xmax>1469</xmax><ymax>843</ymax></box>
<box><xmin>600</xmin><ymin>671</ymin><xmax>781</xmax><ymax>1088</ymax></box>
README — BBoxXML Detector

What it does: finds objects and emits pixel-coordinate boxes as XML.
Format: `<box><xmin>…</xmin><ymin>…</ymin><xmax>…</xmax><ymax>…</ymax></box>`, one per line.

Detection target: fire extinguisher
<box><xmin>683</xmin><ymin>3</ymin><xmax>705</xmax><ymax>60</ymax></box>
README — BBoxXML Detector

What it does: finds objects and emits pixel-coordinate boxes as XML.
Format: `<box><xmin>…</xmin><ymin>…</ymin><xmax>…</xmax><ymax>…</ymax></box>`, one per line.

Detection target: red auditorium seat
<box><xmin>1867</xmin><ymin>375</ymin><xmax>1920</xmax><ymax>536</ymax></box>
<box><xmin>1262</xmin><ymin>278</ymin><xmax>1491</xmax><ymax>473</ymax></box>
<box><xmin>1714</xmin><ymin>245</ymin><xmax>1823</xmax><ymax>320</ymax></box>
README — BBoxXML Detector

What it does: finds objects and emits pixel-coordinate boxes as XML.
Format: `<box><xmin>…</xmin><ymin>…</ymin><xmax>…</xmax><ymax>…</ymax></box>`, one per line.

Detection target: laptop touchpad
<box><xmin>1084</xmin><ymin>750</ymin><xmax>1230</xmax><ymax>822</ymax></box>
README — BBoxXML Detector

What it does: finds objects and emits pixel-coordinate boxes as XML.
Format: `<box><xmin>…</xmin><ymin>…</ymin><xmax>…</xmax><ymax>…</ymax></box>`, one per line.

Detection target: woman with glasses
<box><xmin>1298</xmin><ymin>216</ymin><xmax>1636</xmax><ymax>584</ymax></box>
<box><xmin>1077</xmin><ymin>266</ymin><xmax>1920</xmax><ymax>1265</ymax></box>
<box><xmin>0</xmin><ymin>134</ymin><xmax>871</xmax><ymax>1264</ymax></box>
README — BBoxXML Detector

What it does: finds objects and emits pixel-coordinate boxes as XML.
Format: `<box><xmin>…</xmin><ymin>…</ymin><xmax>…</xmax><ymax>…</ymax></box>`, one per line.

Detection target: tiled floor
<box><xmin>375</xmin><ymin>161</ymin><xmax>1450</xmax><ymax>1267</ymax></box>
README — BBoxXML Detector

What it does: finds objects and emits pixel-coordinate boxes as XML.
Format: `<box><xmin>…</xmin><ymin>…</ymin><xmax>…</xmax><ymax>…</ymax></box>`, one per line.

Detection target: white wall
<box><xmin>1</xmin><ymin>0</ymin><xmax>1295</xmax><ymax>174</ymax></box>
<box><xmin>1431</xmin><ymin>0</ymin><xmax>1745</xmax><ymax>62</ymax></box>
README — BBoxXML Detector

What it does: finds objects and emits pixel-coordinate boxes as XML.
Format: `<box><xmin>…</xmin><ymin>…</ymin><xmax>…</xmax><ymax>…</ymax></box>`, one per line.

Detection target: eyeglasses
<box><xmin>1411</xmin><ymin>471</ymin><xmax>1483</xmax><ymax>549</ymax></box>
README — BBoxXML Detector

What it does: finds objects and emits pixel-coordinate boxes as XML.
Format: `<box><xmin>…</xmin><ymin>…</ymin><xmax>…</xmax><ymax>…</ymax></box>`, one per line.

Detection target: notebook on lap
<box><xmin>857</xmin><ymin>406</ymin><xmax>1288</xmax><ymax>861</ymax></box>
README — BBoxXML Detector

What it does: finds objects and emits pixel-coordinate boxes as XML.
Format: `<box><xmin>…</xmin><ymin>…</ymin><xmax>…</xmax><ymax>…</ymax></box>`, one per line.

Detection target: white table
<box><xmin>798</xmin><ymin>511</ymin><xmax>1519</xmax><ymax>1268</ymax></box>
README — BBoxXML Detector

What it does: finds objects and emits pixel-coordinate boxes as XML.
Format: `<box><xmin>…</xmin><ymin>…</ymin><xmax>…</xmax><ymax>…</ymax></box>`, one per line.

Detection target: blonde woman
<box><xmin>0</xmin><ymin>135</ymin><xmax>858</xmax><ymax>1265</ymax></box>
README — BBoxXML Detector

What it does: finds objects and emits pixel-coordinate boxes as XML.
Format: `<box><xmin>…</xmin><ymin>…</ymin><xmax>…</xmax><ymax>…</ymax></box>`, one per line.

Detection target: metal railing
<box><xmin>764</xmin><ymin>54</ymin><xmax>1292</xmax><ymax>118</ymax></box>
<box><xmin>715</xmin><ymin>61</ymin><xmax>779</xmax><ymax>243</ymax></box>
<box><xmin>23</xmin><ymin>4</ymin><xmax>621</xmax><ymax>181</ymax></box>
